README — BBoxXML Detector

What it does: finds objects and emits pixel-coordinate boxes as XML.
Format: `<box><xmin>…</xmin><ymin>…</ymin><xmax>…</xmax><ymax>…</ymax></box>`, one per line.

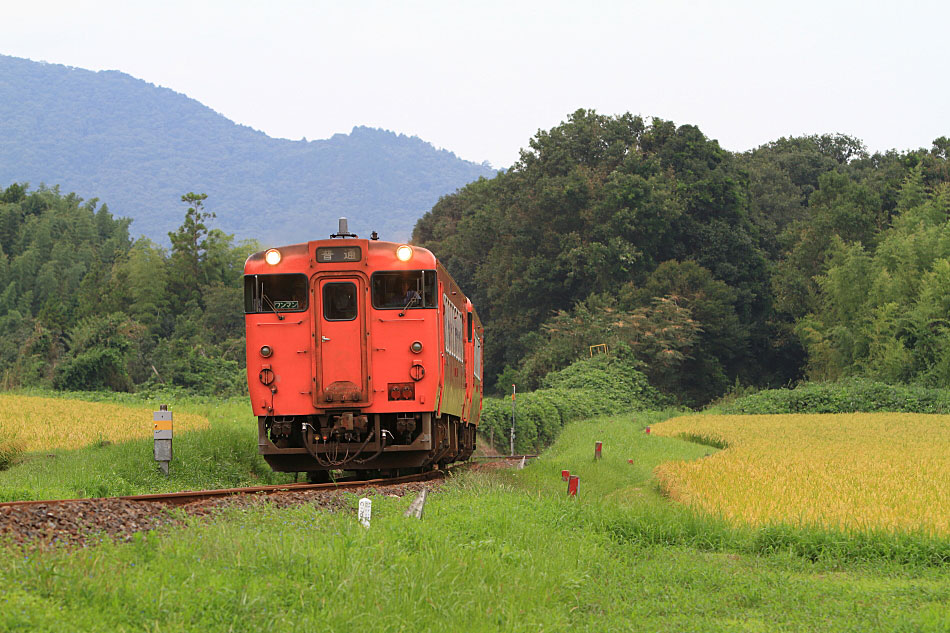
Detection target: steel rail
<box><xmin>0</xmin><ymin>470</ymin><xmax>444</xmax><ymax>509</ymax></box>
<box><xmin>471</xmin><ymin>454</ymin><xmax>538</xmax><ymax>460</ymax></box>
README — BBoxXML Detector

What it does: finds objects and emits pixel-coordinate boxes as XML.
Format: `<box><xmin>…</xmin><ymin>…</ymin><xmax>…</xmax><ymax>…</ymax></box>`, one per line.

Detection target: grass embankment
<box><xmin>2</xmin><ymin>409</ymin><xmax>949</xmax><ymax>631</ymax></box>
<box><xmin>652</xmin><ymin>413</ymin><xmax>950</xmax><ymax>536</ymax></box>
<box><xmin>0</xmin><ymin>393</ymin><xmax>293</xmax><ymax>501</ymax></box>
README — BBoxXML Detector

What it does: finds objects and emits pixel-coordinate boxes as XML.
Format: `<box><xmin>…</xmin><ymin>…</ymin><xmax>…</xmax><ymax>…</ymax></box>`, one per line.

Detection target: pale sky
<box><xmin>4</xmin><ymin>0</ymin><xmax>948</xmax><ymax>168</ymax></box>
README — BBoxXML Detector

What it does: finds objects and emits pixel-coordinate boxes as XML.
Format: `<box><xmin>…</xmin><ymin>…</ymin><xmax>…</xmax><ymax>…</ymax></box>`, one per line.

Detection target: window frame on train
<box><xmin>370</xmin><ymin>270</ymin><xmax>438</xmax><ymax>310</ymax></box>
<box><xmin>243</xmin><ymin>273</ymin><xmax>309</xmax><ymax>314</ymax></box>
<box><xmin>322</xmin><ymin>281</ymin><xmax>359</xmax><ymax>321</ymax></box>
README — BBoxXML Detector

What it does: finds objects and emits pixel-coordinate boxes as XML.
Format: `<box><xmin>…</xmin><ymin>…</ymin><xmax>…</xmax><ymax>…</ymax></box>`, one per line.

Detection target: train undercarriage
<box><xmin>258</xmin><ymin>411</ymin><xmax>476</xmax><ymax>476</ymax></box>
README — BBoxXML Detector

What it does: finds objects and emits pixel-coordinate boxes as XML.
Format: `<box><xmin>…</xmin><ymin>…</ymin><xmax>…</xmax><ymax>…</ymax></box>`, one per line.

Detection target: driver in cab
<box><xmin>399</xmin><ymin>279</ymin><xmax>421</xmax><ymax>306</ymax></box>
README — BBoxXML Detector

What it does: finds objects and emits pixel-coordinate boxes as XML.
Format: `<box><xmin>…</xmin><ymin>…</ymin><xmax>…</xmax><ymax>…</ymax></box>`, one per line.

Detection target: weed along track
<box><xmin>0</xmin><ymin>472</ymin><xmax>445</xmax><ymax>547</ymax></box>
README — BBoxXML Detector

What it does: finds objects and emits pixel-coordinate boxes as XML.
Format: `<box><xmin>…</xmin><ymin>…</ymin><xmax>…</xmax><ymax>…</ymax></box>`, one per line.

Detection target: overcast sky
<box><xmin>4</xmin><ymin>0</ymin><xmax>948</xmax><ymax>168</ymax></box>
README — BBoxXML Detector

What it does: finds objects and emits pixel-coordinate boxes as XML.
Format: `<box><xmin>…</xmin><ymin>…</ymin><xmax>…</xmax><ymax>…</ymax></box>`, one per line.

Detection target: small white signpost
<box><xmin>358</xmin><ymin>497</ymin><xmax>372</xmax><ymax>528</ymax></box>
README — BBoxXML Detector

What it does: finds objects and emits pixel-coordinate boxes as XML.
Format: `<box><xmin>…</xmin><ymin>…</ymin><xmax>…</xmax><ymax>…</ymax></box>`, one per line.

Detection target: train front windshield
<box><xmin>371</xmin><ymin>270</ymin><xmax>437</xmax><ymax>309</ymax></box>
<box><xmin>244</xmin><ymin>274</ymin><xmax>309</xmax><ymax>313</ymax></box>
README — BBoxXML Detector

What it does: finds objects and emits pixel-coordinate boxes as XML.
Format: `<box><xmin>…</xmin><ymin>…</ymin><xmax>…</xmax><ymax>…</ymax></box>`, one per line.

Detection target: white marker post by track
<box><xmin>358</xmin><ymin>497</ymin><xmax>372</xmax><ymax>528</ymax></box>
<box><xmin>510</xmin><ymin>384</ymin><xmax>516</xmax><ymax>457</ymax></box>
<box><xmin>404</xmin><ymin>488</ymin><xmax>428</xmax><ymax>519</ymax></box>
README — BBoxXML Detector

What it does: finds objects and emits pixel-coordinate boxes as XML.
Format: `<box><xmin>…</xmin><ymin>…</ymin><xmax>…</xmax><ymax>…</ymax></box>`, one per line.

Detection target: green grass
<box><xmin>2</xmin><ymin>490</ymin><xmax>949</xmax><ymax>632</ymax></box>
<box><xmin>1</xmin><ymin>402</ymin><xmax>949</xmax><ymax>631</ymax></box>
<box><xmin>0</xmin><ymin>395</ymin><xmax>293</xmax><ymax>501</ymax></box>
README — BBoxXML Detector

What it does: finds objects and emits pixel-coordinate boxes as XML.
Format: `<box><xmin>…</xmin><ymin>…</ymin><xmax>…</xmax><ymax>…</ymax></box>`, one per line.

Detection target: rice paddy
<box><xmin>0</xmin><ymin>394</ymin><xmax>209</xmax><ymax>454</ymax></box>
<box><xmin>652</xmin><ymin>413</ymin><xmax>950</xmax><ymax>536</ymax></box>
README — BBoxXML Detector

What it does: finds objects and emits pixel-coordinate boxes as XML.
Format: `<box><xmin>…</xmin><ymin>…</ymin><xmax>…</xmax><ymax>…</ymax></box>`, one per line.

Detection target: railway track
<box><xmin>471</xmin><ymin>454</ymin><xmax>539</xmax><ymax>460</ymax></box>
<box><xmin>0</xmin><ymin>470</ymin><xmax>445</xmax><ymax>510</ymax></box>
<box><xmin>0</xmin><ymin>456</ymin><xmax>534</xmax><ymax>547</ymax></box>
<box><xmin>0</xmin><ymin>454</ymin><xmax>537</xmax><ymax>510</ymax></box>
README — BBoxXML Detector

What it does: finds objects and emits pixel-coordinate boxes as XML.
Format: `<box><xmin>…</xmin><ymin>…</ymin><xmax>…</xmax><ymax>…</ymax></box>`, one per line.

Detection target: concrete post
<box><xmin>153</xmin><ymin>405</ymin><xmax>173</xmax><ymax>475</ymax></box>
<box><xmin>358</xmin><ymin>497</ymin><xmax>372</xmax><ymax>528</ymax></box>
<box><xmin>510</xmin><ymin>384</ymin><xmax>516</xmax><ymax>456</ymax></box>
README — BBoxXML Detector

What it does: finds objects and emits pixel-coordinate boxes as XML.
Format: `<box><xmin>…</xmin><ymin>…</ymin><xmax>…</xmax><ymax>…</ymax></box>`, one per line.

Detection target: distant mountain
<box><xmin>0</xmin><ymin>54</ymin><xmax>495</xmax><ymax>244</ymax></box>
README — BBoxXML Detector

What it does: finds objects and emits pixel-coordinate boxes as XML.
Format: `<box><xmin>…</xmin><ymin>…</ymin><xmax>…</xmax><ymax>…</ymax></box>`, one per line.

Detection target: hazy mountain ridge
<box><xmin>0</xmin><ymin>54</ymin><xmax>494</xmax><ymax>243</ymax></box>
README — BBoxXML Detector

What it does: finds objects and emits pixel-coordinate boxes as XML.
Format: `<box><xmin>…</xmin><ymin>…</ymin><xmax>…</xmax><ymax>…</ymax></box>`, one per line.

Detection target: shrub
<box><xmin>718</xmin><ymin>378</ymin><xmax>950</xmax><ymax>414</ymax></box>
<box><xmin>541</xmin><ymin>346</ymin><xmax>661</xmax><ymax>409</ymax></box>
<box><xmin>479</xmin><ymin>348</ymin><xmax>665</xmax><ymax>453</ymax></box>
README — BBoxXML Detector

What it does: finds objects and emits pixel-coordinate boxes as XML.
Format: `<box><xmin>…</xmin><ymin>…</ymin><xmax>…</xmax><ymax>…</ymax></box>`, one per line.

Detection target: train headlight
<box><xmin>410</xmin><ymin>341</ymin><xmax>423</xmax><ymax>353</ymax></box>
<box><xmin>396</xmin><ymin>245</ymin><xmax>413</xmax><ymax>261</ymax></box>
<box><xmin>260</xmin><ymin>345</ymin><xmax>273</xmax><ymax>358</ymax></box>
<box><xmin>265</xmin><ymin>249</ymin><xmax>282</xmax><ymax>265</ymax></box>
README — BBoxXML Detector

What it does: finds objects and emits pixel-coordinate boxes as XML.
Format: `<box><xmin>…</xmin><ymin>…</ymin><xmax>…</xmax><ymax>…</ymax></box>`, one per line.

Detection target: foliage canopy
<box><xmin>414</xmin><ymin>109</ymin><xmax>950</xmax><ymax>404</ymax></box>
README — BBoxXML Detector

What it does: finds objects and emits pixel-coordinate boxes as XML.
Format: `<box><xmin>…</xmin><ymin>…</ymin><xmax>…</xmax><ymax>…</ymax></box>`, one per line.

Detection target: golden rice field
<box><xmin>652</xmin><ymin>413</ymin><xmax>950</xmax><ymax>536</ymax></box>
<box><xmin>0</xmin><ymin>395</ymin><xmax>209</xmax><ymax>453</ymax></box>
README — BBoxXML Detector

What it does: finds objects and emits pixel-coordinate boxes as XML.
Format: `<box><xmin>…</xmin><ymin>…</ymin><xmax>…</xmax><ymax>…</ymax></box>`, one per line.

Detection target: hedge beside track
<box><xmin>478</xmin><ymin>352</ymin><xmax>663</xmax><ymax>453</ymax></box>
<box><xmin>718</xmin><ymin>379</ymin><xmax>950</xmax><ymax>415</ymax></box>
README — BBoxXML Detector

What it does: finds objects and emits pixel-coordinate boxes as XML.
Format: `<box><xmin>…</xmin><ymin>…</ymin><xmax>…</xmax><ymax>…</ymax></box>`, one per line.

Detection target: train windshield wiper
<box><xmin>261</xmin><ymin>293</ymin><xmax>284</xmax><ymax>320</ymax></box>
<box><xmin>398</xmin><ymin>294</ymin><xmax>420</xmax><ymax>317</ymax></box>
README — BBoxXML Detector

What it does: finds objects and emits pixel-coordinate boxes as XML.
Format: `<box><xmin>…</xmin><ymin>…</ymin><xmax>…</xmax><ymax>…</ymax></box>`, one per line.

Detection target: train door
<box><xmin>314</xmin><ymin>277</ymin><xmax>368</xmax><ymax>405</ymax></box>
<box><xmin>471</xmin><ymin>330</ymin><xmax>483</xmax><ymax>424</ymax></box>
<box><xmin>461</xmin><ymin>305</ymin><xmax>474</xmax><ymax>422</ymax></box>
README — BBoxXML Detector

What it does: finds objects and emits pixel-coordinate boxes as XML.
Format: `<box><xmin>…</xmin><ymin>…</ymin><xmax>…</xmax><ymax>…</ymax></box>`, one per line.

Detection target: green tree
<box><xmin>168</xmin><ymin>192</ymin><xmax>213</xmax><ymax>305</ymax></box>
<box><xmin>797</xmin><ymin>177</ymin><xmax>950</xmax><ymax>385</ymax></box>
<box><xmin>54</xmin><ymin>313</ymin><xmax>142</xmax><ymax>391</ymax></box>
<box><xmin>414</xmin><ymin>110</ymin><xmax>777</xmax><ymax>399</ymax></box>
<box><xmin>518</xmin><ymin>292</ymin><xmax>701</xmax><ymax>397</ymax></box>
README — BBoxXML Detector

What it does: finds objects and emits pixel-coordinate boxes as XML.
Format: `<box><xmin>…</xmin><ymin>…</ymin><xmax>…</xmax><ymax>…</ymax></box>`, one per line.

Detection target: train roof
<box><xmin>245</xmin><ymin>236</ymin><xmax>446</xmax><ymax>277</ymax></box>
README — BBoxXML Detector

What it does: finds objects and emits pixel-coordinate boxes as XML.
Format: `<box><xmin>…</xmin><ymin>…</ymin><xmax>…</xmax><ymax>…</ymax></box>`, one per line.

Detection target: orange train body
<box><xmin>243</xmin><ymin>229</ymin><xmax>483</xmax><ymax>475</ymax></box>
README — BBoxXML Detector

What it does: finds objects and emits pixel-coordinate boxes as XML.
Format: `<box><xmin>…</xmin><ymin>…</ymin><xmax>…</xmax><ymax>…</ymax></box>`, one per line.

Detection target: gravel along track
<box><xmin>0</xmin><ymin>481</ymin><xmax>439</xmax><ymax>549</ymax></box>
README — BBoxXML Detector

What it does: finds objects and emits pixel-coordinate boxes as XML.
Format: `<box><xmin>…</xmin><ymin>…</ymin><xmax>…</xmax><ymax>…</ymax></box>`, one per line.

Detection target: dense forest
<box><xmin>2</xmin><ymin>109</ymin><xmax>948</xmax><ymax>405</ymax></box>
<box><xmin>0</xmin><ymin>54</ymin><xmax>493</xmax><ymax>244</ymax></box>
<box><xmin>0</xmin><ymin>185</ymin><xmax>250</xmax><ymax>395</ymax></box>
<box><xmin>414</xmin><ymin>110</ymin><xmax>950</xmax><ymax>404</ymax></box>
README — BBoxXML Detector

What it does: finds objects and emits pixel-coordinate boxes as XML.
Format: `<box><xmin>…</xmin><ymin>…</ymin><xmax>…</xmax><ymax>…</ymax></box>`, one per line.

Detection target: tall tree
<box><xmin>168</xmin><ymin>192</ymin><xmax>213</xmax><ymax>306</ymax></box>
<box><xmin>414</xmin><ymin>110</ymin><xmax>778</xmax><ymax>399</ymax></box>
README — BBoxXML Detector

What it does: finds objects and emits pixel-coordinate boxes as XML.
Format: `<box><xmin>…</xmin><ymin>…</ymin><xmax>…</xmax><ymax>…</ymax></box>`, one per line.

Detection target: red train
<box><xmin>243</xmin><ymin>220</ymin><xmax>483</xmax><ymax>477</ymax></box>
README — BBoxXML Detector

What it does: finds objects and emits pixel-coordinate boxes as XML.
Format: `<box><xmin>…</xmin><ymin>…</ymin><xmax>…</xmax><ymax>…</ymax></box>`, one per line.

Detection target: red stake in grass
<box><xmin>594</xmin><ymin>441</ymin><xmax>603</xmax><ymax>460</ymax></box>
<box><xmin>627</xmin><ymin>459</ymin><xmax>634</xmax><ymax>464</ymax></box>
<box><xmin>561</xmin><ymin>469</ymin><xmax>570</xmax><ymax>482</ymax></box>
<box><xmin>567</xmin><ymin>475</ymin><xmax>579</xmax><ymax>497</ymax></box>
<box><xmin>645</xmin><ymin>426</ymin><xmax>651</xmax><ymax>434</ymax></box>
